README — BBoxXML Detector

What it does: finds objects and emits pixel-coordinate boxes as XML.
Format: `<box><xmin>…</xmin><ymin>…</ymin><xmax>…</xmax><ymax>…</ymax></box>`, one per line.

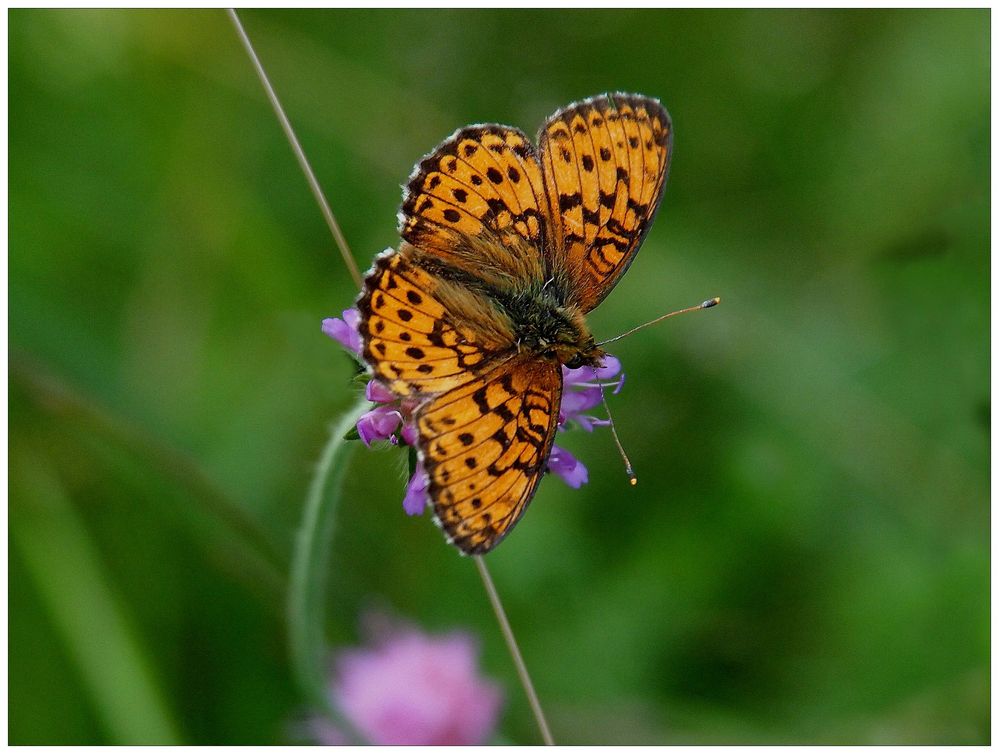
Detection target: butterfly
<box><xmin>356</xmin><ymin>93</ymin><xmax>673</xmax><ymax>554</ymax></box>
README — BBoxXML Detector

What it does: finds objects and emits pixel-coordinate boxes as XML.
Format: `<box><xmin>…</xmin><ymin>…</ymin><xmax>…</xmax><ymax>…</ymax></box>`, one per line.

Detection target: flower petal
<box><xmin>560</xmin><ymin>385</ymin><xmax>602</xmax><ymax>418</ymax></box>
<box><xmin>593</xmin><ymin>354</ymin><xmax>622</xmax><ymax>380</ymax></box>
<box><xmin>548</xmin><ymin>445</ymin><xmax>588</xmax><ymax>488</ymax></box>
<box><xmin>357</xmin><ymin>406</ymin><xmax>402</xmax><ymax>446</ymax></box>
<box><xmin>365</xmin><ymin>379</ymin><xmax>396</xmax><ymax>404</ymax></box>
<box><xmin>573</xmin><ymin>414</ymin><xmax>612</xmax><ymax>433</ymax></box>
<box><xmin>400</xmin><ymin>422</ymin><xmax>419</xmax><ymax>447</ymax></box>
<box><xmin>330</xmin><ymin>621</ymin><xmax>503</xmax><ymax>745</ymax></box>
<box><xmin>402</xmin><ymin>463</ymin><xmax>429</xmax><ymax>516</ymax></box>
<box><xmin>342</xmin><ymin>307</ymin><xmax>361</xmax><ymax>331</ymax></box>
<box><xmin>562</xmin><ymin>363</ymin><xmax>592</xmax><ymax>386</ymax></box>
<box><xmin>322</xmin><ymin>308</ymin><xmax>363</xmax><ymax>355</ymax></box>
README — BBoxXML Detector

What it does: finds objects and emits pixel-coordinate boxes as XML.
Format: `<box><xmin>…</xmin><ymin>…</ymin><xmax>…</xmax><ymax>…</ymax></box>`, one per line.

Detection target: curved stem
<box><xmin>288</xmin><ymin>397</ymin><xmax>370</xmax><ymax>743</ymax></box>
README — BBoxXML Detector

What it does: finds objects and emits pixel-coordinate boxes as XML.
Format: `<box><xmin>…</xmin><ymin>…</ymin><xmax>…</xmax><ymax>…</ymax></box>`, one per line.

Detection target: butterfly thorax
<box><xmin>503</xmin><ymin>288</ymin><xmax>604</xmax><ymax>369</ymax></box>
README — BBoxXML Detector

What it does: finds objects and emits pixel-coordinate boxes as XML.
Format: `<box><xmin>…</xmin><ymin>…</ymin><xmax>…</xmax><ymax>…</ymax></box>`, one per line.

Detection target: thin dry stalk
<box><xmin>226</xmin><ymin>8</ymin><xmax>362</xmax><ymax>289</ymax></box>
<box><xmin>474</xmin><ymin>556</ymin><xmax>555</xmax><ymax>745</ymax></box>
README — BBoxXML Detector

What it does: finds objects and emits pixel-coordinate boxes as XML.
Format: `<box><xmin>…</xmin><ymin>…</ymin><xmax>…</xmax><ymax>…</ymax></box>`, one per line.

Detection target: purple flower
<box><xmin>325</xmin><ymin>306</ymin><xmax>627</xmax><ymax>505</ymax></box>
<box><xmin>547</xmin><ymin>354</ymin><xmax>627</xmax><ymax>484</ymax></box>
<box><xmin>311</xmin><ymin>618</ymin><xmax>503</xmax><ymax>745</ymax></box>
<box><xmin>563</xmin><ymin>354</ymin><xmax>624</xmax><ymax>393</ymax></box>
<box><xmin>323</xmin><ymin>309</ymin><xmax>363</xmax><ymax>355</ymax></box>
<box><xmin>325</xmin><ymin>307</ymin><xmax>426</xmax><ymax>512</ymax></box>
<box><xmin>400</xmin><ymin>422</ymin><xmax>419</xmax><ymax>448</ymax></box>
<box><xmin>592</xmin><ymin>354</ymin><xmax>625</xmax><ymax>386</ymax></box>
<box><xmin>365</xmin><ymin>379</ymin><xmax>395</xmax><ymax>404</ymax></box>
<box><xmin>558</xmin><ymin>385</ymin><xmax>602</xmax><ymax>428</ymax></box>
<box><xmin>558</xmin><ymin>355</ymin><xmax>624</xmax><ymax>434</ymax></box>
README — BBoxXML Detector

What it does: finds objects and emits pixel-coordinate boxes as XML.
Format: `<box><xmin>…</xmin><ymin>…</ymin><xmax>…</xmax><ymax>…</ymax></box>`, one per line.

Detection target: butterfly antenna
<box><xmin>597</xmin><ymin>297</ymin><xmax>721</xmax><ymax>347</ymax></box>
<box><xmin>595</xmin><ymin>372</ymin><xmax>637</xmax><ymax>485</ymax></box>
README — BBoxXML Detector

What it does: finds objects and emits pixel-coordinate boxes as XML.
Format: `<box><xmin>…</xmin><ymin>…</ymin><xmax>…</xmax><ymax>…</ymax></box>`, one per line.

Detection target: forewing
<box><xmin>400</xmin><ymin>125</ymin><xmax>551</xmax><ymax>288</ymax></box>
<box><xmin>538</xmin><ymin>93</ymin><xmax>672</xmax><ymax>312</ymax></box>
<box><xmin>417</xmin><ymin>355</ymin><xmax>562</xmax><ymax>555</ymax></box>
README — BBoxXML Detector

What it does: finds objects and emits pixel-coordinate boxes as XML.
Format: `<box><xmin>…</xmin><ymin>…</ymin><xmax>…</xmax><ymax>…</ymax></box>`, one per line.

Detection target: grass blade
<box><xmin>11</xmin><ymin>451</ymin><xmax>182</xmax><ymax>744</ymax></box>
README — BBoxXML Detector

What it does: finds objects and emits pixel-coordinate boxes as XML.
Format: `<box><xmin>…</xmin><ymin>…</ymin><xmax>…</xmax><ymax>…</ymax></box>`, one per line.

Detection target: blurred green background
<box><xmin>9</xmin><ymin>8</ymin><xmax>989</xmax><ymax>745</ymax></box>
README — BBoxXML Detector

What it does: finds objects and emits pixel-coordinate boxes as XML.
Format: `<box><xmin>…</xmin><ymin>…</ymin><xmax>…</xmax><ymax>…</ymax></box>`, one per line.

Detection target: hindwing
<box><xmin>418</xmin><ymin>355</ymin><xmax>562</xmax><ymax>554</ymax></box>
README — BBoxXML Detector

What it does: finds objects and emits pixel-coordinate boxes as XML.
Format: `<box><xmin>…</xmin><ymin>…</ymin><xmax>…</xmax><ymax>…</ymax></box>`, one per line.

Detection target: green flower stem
<box><xmin>288</xmin><ymin>396</ymin><xmax>371</xmax><ymax>743</ymax></box>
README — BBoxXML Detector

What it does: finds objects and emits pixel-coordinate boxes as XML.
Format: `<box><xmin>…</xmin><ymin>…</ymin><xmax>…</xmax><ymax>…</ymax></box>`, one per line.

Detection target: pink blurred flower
<box><xmin>311</xmin><ymin>620</ymin><xmax>503</xmax><ymax>745</ymax></box>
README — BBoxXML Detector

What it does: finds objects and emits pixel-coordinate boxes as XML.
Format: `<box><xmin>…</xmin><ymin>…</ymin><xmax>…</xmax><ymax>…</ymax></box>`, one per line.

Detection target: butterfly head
<box><xmin>519</xmin><ymin>297</ymin><xmax>604</xmax><ymax>370</ymax></box>
<box><xmin>554</xmin><ymin>325</ymin><xmax>605</xmax><ymax>370</ymax></box>
<box><xmin>562</xmin><ymin>345</ymin><xmax>604</xmax><ymax>370</ymax></box>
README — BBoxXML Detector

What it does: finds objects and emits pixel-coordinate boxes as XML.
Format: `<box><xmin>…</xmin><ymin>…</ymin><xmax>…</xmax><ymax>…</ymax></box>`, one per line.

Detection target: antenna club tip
<box><xmin>702</xmin><ymin>297</ymin><xmax>721</xmax><ymax>308</ymax></box>
<box><xmin>629</xmin><ymin>477</ymin><xmax>638</xmax><ymax>486</ymax></box>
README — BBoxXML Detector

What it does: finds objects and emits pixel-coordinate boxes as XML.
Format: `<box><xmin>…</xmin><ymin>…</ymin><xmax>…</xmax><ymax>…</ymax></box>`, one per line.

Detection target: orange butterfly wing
<box><xmin>417</xmin><ymin>355</ymin><xmax>562</xmax><ymax>554</ymax></box>
<box><xmin>538</xmin><ymin>93</ymin><xmax>673</xmax><ymax>312</ymax></box>
<box><xmin>360</xmin><ymin>125</ymin><xmax>565</xmax><ymax>555</ymax></box>
<box><xmin>399</xmin><ymin>124</ymin><xmax>551</xmax><ymax>290</ymax></box>
<box><xmin>357</xmin><ymin>249</ymin><xmax>500</xmax><ymax>398</ymax></box>
<box><xmin>358</xmin><ymin>247</ymin><xmax>563</xmax><ymax>555</ymax></box>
